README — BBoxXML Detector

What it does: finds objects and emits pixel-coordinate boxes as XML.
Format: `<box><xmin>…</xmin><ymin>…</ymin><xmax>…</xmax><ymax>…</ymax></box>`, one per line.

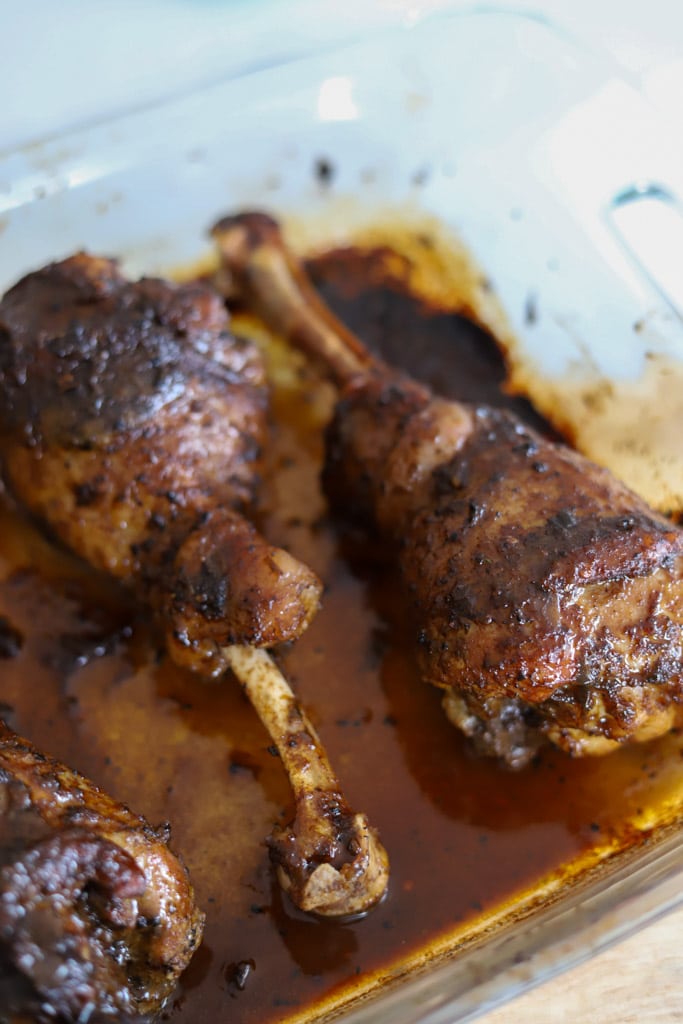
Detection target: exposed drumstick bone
<box><xmin>212</xmin><ymin>212</ymin><xmax>372</xmax><ymax>387</ymax></box>
<box><xmin>0</xmin><ymin>252</ymin><xmax>389</xmax><ymax>917</ymax></box>
<box><xmin>225</xmin><ymin>645</ymin><xmax>389</xmax><ymax>917</ymax></box>
<box><xmin>211</xmin><ymin>211</ymin><xmax>683</xmax><ymax>770</ymax></box>
<box><xmin>211</xmin><ymin>225</ymin><xmax>390</xmax><ymax>912</ymax></box>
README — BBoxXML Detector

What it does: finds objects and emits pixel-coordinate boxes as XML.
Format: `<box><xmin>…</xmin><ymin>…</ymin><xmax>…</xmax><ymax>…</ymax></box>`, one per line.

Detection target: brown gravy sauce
<box><xmin>2</xmin><ymin>235</ymin><xmax>683</xmax><ymax>1023</ymax></box>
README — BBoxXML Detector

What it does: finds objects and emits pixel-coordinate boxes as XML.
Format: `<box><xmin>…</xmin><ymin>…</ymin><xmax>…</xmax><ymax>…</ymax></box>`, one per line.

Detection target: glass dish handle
<box><xmin>607</xmin><ymin>182</ymin><xmax>683</xmax><ymax>320</ymax></box>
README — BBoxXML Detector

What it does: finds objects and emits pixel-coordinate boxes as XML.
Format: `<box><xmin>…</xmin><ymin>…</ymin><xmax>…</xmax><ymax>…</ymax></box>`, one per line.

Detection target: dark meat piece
<box><xmin>0</xmin><ymin>720</ymin><xmax>203</xmax><ymax>1021</ymax></box>
<box><xmin>212</xmin><ymin>212</ymin><xmax>683</xmax><ymax>769</ymax></box>
<box><xmin>0</xmin><ymin>254</ymin><xmax>388</xmax><ymax>917</ymax></box>
<box><xmin>0</xmin><ymin>253</ymin><xmax>320</xmax><ymax>676</ymax></box>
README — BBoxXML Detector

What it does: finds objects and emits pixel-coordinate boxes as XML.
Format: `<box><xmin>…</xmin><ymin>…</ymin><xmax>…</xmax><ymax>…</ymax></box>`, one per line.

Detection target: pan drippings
<box><xmin>1</xmin><ymin>233</ymin><xmax>682</xmax><ymax>1023</ymax></box>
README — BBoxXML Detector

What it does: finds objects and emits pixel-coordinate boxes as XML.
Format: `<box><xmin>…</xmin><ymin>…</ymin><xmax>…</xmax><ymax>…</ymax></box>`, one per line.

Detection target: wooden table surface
<box><xmin>478</xmin><ymin>903</ymin><xmax>683</xmax><ymax>1023</ymax></box>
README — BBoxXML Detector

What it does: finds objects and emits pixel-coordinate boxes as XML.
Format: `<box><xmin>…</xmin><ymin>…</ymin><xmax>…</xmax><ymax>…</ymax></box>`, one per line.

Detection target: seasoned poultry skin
<box><xmin>0</xmin><ymin>254</ymin><xmax>322</xmax><ymax>677</ymax></box>
<box><xmin>0</xmin><ymin>255</ymin><xmax>389</xmax><ymax>921</ymax></box>
<box><xmin>325</xmin><ymin>372</ymin><xmax>683</xmax><ymax>767</ymax></box>
<box><xmin>0</xmin><ymin>721</ymin><xmax>204</xmax><ymax>1022</ymax></box>
<box><xmin>212</xmin><ymin>211</ymin><xmax>683</xmax><ymax>769</ymax></box>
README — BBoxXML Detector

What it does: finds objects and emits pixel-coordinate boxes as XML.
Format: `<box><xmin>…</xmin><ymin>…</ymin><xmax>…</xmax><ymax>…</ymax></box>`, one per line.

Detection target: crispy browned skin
<box><xmin>0</xmin><ymin>254</ymin><xmax>322</xmax><ymax>677</ymax></box>
<box><xmin>212</xmin><ymin>211</ymin><xmax>683</xmax><ymax>768</ymax></box>
<box><xmin>0</xmin><ymin>254</ymin><xmax>387</xmax><ymax>920</ymax></box>
<box><xmin>0</xmin><ymin>721</ymin><xmax>204</xmax><ymax>1022</ymax></box>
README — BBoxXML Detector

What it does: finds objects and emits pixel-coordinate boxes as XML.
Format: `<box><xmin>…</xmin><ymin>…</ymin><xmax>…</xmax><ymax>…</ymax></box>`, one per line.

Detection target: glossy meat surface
<box><xmin>0</xmin><ymin>254</ymin><xmax>389</xmax><ymax>923</ymax></box>
<box><xmin>0</xmin><ymin>721</ymin><xmax>203</xmax><ymax>1021</ymax></box>
<box><xmin>0</xmin><ymin>254</ymin><xmax>321</xmax><ymax>676</ymax></box>
<box><xmin>212</xmin><ymin>211</ymin><xmax>683</xmax><ymax>768</ymax></box>
<box><xmin>3</xmin><ymin>230</ymin><xmax>683</xmax><ymax>1022</ymax></box>
<box><xmin>325</xmin><ymin>371</ymin><xmax>683</xmax><ymax>766</ymax></box>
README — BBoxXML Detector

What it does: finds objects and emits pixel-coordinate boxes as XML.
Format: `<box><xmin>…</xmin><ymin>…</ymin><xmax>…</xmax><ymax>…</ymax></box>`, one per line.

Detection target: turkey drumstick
<box><xmin>0</xmin><ymin>254</ymin><xmax>388</xmax><ymax>916</ymax></box>
<box><xmin>0</xmin><ymin>720</ymin><xmax>203</xmax><ymax>1021</ymax></box>
<box><xmin>212</xmin><ymin>212</ymin><xmax>683</xmax><ymax>769</ymax></box>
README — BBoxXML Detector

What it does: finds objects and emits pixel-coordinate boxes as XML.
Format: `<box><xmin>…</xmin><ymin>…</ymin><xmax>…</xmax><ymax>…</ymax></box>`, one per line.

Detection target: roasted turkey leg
<box><xmin>212</xmin><ymin>212</ymin><xmax>683</xmax><ymax>769</ymax></box>
<box><xmin>0</xmin><ymin>720</ymin><xmax>203</xmax><ymax>1021</ymax></box>
<box><xmin>0</xmin><ymin>254</ymin><xmax>388</xmax><ymax>915</ymax></box>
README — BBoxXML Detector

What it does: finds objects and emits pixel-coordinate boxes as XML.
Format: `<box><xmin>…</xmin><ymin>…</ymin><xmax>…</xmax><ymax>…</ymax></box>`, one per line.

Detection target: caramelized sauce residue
<box><xmin>2</xmin><ymin>232</ymin><xmax>683</xmax><ymax>1024</ymax></box>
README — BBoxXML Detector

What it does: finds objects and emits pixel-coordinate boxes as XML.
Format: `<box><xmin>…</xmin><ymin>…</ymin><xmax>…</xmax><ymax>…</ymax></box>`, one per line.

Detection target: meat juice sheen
<box><xmin>1</xmin><ymin>228</ymin><xmax>682</xmax><ymax>1023</ymax></box>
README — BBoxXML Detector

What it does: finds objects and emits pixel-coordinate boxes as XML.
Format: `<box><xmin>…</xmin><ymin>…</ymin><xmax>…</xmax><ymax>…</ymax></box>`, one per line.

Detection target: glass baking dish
<box><xmin>1</xmin><ymin>8</ymin><xmax>683</xmax><ymax>1023</ymax></box>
